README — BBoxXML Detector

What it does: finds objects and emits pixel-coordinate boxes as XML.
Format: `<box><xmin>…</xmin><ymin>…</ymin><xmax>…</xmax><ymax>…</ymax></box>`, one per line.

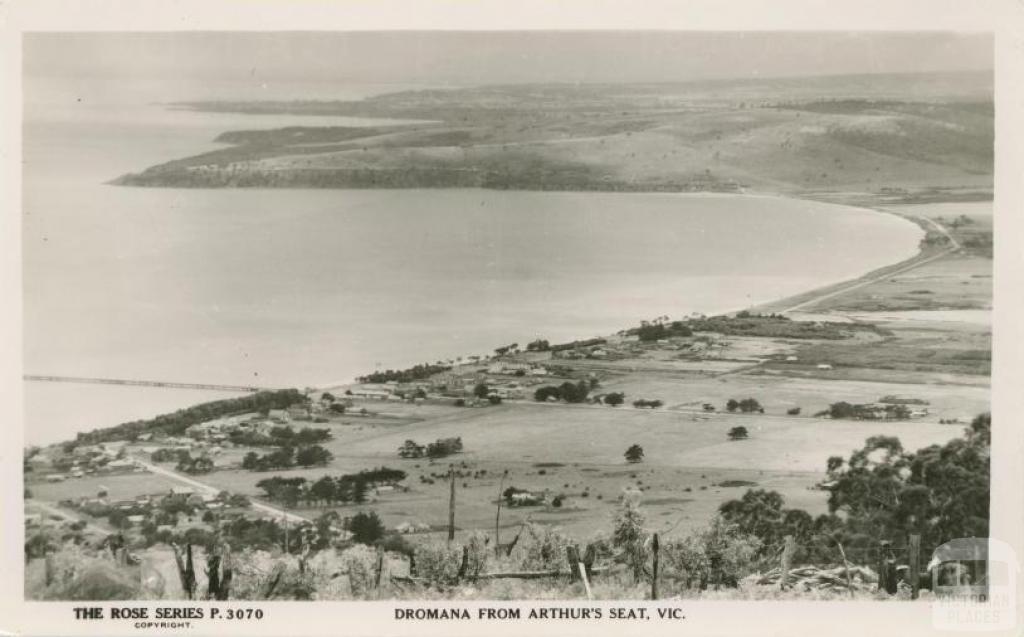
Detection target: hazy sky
<box><xmin>26</xmin><ymin>31</ymin><xmax>992</xmax><ymax>86</ymax></box>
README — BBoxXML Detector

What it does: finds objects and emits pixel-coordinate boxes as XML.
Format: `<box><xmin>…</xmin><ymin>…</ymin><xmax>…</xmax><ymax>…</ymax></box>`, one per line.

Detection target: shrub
<box><xmin>604</xmin><ymin>392</ymin><xmax>625</xmax><ymax>406</ymax></box>
<box><xmin>612</xmin><ymin>495</ymin><xmax>649</xmax><ymax>581</ymax></box>
<box><xmin>339</xmin><ymin>544</ymin><xmax>378</xmax><ymax>597</ymax></box>
<box><xmin>348</xmin><ymin>511</ymin><xmax>385</xmax><ymax>545</ymax></box>
<box><xmin>624</xmin><ymin>444</ymin><xmax>644</xmax><ymax>463</ymax></box>
<box><xmin>662</xmin><ymin>517</ymin><xmax>762</xmax><ymax>589</ymax></box>
<box><xmin>787</xmin><ymin>407</ymin><xmax>802</xmax><ymax>416</ymax></box>
<box><xmin>463</xmin><ymin>531</ymin><xmax>490</xmax><ymax>580</ymax></box>
<box><xmin>510</xmin><ymin>523</ymin><xmax>573</xmax><ymax>573</ymax></box>
<box><xmin>633</xmin><ymin>399</ymin><xmax>663</xmax><ymax>409</ymax></box>
<box><xmin>728</xmin><ymin>426</ymin><xmax>749</xmax><ymax>441</ymax></box>
<box><xmin>414</xmin><ymin>543</ymin><xmax>463</xmax><ymax>585</ymax></box>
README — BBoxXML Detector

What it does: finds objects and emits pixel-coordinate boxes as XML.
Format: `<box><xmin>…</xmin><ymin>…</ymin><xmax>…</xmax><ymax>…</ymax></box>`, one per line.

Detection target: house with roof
<box><xmin>350</xmin><ymin>388</ymin><xmax>392</xmax><ymax>400</ymax></box>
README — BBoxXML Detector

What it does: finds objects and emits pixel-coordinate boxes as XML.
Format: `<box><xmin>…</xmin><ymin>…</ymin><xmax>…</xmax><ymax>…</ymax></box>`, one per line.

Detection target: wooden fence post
<box><xmin>578</xmin><ymin>562</ymin><xmax>594</xmax><ymax>600</ymax></box>
<box><xmin>218</xmin><ymin>548</ymin><xmax>233</xmax><ymax>601</ymax></box>
<box><xmin>44</xmin><ymin>552</ymin><xmax>54</xmax><ymax>588</ymax></box>
<box><xmin>877</xmin><ymin>541</ymin><xmax>886</xmax><ymax>593</ymax></box>
<box><xmin>908</xmin><ymin>534</ymin><xmax>921</xmax><ymax>600</ymax></box>
<box><xmin>836</xmin><ymin>541</ymin><xmax>854</xmax><ymax>599</ymax></box>
<box><xmin>651</xmin><ymin>533</ymin><xmax>660</xmax><ymax>600</ymax></box>
<box><xmin>172</xmin><ymin>543</ymin><xmax>197</xmax><ymax>600</ymax></box>
<box><xmin>260</xmin><ymin>562</ymin><xmax>286</xmax><ymax>599</ymax></box>
<box><xmin>879</xmin><ymin>540</ymin><xmax>899</xmax><ymax>595</ymax></box>
<box><xmin>457</xmin><ymin>545</ymin><xmax>470</xmax><ymax>580</ymax></box>
<box><xmin>447</xmin><ymin>468</ymin><xmax>456</xmax><ymax>546</ymax></box>
<box><xmin>206</xmin><ymin>553</ymin><xmax>222</xmax><ymax>600</ymax></box>
<box><xmin>566</xmin><ymin>545</ymin><xmax>580</xmax><ymax>582</ymax></box>
<box><xmin>494</xmin><ymin>470</ymin><xmax>507</xmax><ymax>557</ymax></box>
<box><xmin>184</xmin><ymin>544</ymin><xmax>196</xmax><ymax>599</ymax></box>
<box><xmin>375</xmin><ymin>545</ymin><xmax>386</xmax><ymax>589</ymax></box>
<box><xmin>780</xmin><ymin>535</ymin><xmax>795</xmax><ymax>591</ymax></box>
<box><xmin>583</xmin><ymin>543</ymin><xmax>596</xmax><ymax>579</ymax></box>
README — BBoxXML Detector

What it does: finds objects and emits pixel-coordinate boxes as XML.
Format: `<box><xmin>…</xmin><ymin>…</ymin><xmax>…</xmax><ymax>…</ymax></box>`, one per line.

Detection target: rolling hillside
<box><xmin>116</xmin><ymin>72</ymin><xmax>993</xmax><ymax>201</ymax></box>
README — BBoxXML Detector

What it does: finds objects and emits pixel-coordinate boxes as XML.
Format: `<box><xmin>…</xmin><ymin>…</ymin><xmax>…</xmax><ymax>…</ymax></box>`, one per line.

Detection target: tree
<box><xmin>321</xmin><ymin>392</ymin><xmax>335</xmax><ymax>403</ymax></box>
<box><xmin>398</xmin><ymin>440</ymin><xmax>425</xmax><ymax>459</ymax></box>
<box><xmin>309</xmin><ymin>476</ymin><xmax>337</xmax><ymax>506</ymax></box>
<box><xmin>633</xmin><ymin>398</ymin><xmax>663</xmax><ymax>409</ymax></box>
<box><xmin>612</xmin><ymin>496</ymin><xmax>648</xmax><ymax>581</ymax></box>
<box><xmin>473</xmin><ymin>383</ymin><xmax>490</xmax><ymax>399</ymax></box>
<box><xmin>534</xmin><ymin>386</ymin><xmax>561</xmax><ymax>402</ymax></box>
<box><xmin>719</xmin><ymin>489</ymin><xmax>787</xmax><ymax>554</ymax></box>
<box><xmin>624</xmin><ymin>444</ymin><xmax>644</xmax><ymax>463</ymax></box>
<box><xmin>559</xmin><ymin>381</ymin><xmax>590</xmax><ymax>403</ymax></box>
<box><xmin>604</xmin><ymin>392</ymin><xmax>625</xmax><ymax>407</ymax></box>
<box><xmin>825</xmin><ymin>417</ymin><xmax>989</xmax><ymax>549</ymax></box>
<box><xmin>721</xmin><ymin>414</ymin><xmax>992</xmax><ymax>558</ymax></box>
<box><xmin>426</xmin><ymin>437</ymin><xmax>463</xmax><ymax>458</ymax></box>
<box><xmin>488</xmin><ymin>394</ymin><xmax>502</xmax><ymax>405</ymax></box>
<box><xmin>312</xmin><ymin>511</ymin><xmax>343</xmax><ymax>550</ymax></box>
<box><xmin>348</xmin><ymin>511</ymin><xmax>385</xmax><ymax>545</ymax></box>
<box><xmin>295</xmin><ymin>445</ymin><xmax>333</xmax><ymax>467</ymax></box>
<box><xmin>738</xmin><ymin>398</ymin><xmax>763</xmax><ymax>413</ymax></box>
<box><xmin>352</xmin><ymin>480</ymin><xmax>368</xmax><ymax>504</ymax></box>
<box><xmin>526</xmin><ymin>339</ymin><xmax>550</xmax><ymax>352</ymax></box>
<box><xmin>728</xmin><ymin>426</ymin><xmax>749</xmax><ymax>441</ymax></box>
<box><xmin>726</xmin><ymin>399</ymin><xmax>740</xmax><ymax>413</ymax></box>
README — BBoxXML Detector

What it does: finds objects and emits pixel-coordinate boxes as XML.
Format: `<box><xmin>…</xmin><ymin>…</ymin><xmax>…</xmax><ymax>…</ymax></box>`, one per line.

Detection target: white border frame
<box><xmin>2</xmin><ymin>2</ymin><xmax>1021</xmax><ymax>636</ymax></box>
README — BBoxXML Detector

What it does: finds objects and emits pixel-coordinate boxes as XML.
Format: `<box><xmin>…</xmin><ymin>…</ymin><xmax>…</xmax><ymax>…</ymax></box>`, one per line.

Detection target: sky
<box><xmin>25</xmin><ymin>31</ymin><xmax>992</xmax><ymax>87</ymax></box>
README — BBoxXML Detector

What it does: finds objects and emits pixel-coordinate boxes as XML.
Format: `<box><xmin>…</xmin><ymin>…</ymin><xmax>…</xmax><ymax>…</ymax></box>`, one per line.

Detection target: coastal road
<box><xmin>130</xmin><ymin>457</ymin><xmax>310</xmax><ymax>525</ymax></box>
<box><xmin>780</xmin><ymin>215</ymin><xmax>959</xmax><ymax>314</ymax></box>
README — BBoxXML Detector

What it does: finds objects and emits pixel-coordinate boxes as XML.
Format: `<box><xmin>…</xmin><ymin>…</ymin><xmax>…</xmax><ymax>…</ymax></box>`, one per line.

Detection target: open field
<box><xmin>802</xmin><ymin>254</ymin><xmax>991</xmax><ymax>313</ymax></box>
<box><xmin>600</xmin><ymin>373</ymin><xmax>989</xmax><ymax>422</ymax></box>
<box><xmin>95</xmin><ymin>397</ymin><xmax>971</xmax><ymax>544</ymax></box>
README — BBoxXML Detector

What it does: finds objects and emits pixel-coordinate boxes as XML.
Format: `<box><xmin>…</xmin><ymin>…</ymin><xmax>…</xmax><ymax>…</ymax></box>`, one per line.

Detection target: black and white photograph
<box><xmin>2</xmin><ymin>2</ymin><xmax>1022</xmax><ymax>636</ymax></box>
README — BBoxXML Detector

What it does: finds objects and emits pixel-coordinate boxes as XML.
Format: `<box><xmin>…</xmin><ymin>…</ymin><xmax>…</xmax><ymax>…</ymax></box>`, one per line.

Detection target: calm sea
<box><xmin>22</xmin><ymin>81</ymin><xmax>923</xmax><ymax>445</ymax></box>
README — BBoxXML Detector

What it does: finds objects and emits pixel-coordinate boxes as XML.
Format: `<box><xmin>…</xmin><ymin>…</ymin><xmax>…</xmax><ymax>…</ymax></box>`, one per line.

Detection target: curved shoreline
<box><xmin>745</xmin><ymin>201</ymin><xmax>938</xmax><ymax>315</ymax></box>
<box><xmin>315</xmin><ymin>191</ymin><xmax>929</xmax><ymax>390</ymax></box>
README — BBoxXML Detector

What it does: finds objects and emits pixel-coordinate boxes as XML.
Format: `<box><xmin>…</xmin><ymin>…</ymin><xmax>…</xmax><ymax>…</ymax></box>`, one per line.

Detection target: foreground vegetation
<box><xmin>27</xmin><ymin>415</ymin><xmax>988</xmax><ymax>600</ymax></box>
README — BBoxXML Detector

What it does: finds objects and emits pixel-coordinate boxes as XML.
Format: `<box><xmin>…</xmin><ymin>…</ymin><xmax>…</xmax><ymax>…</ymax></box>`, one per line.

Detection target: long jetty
<box><xmin>23</xmin><ymin>375</ymin><xmax>270</xmax><ymax>393</ymax></box>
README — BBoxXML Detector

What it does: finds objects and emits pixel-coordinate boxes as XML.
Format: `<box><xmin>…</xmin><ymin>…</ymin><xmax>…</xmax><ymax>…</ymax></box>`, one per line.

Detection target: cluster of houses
<box><xmin>183</xmin><ymin>410</ymin><xmax>306</xmax><ymax>443</ymax></box>
<box><xmin>30</xmin><ymin>441</ymin><xmax>146</xmax><ymax>482</ymax></box>
<box><xmin>507</xmin><ymin>490</ymin><xmax>547</xmax><ymax>506</ymax></box>
<box><xmin>394</xmin><ymin>520</ymin><xmax>432</xmax><ymax>534</ymax></box>
<box><xmin>65</xmin><ymin>485</ymin><xmax>241</xmax><ymax>532</ymax></box>
<box><xmin>347</xmin><ymin>362</ymin><xmax>553</xmax><ymax>404</ymax></box>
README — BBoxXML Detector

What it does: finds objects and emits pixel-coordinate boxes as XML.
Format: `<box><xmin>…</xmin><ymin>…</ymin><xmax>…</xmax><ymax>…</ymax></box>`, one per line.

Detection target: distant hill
<box><xmin>116</xmin><ymin>72</ymin><xmax>992</xmax><ymax>201</ymax></box>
